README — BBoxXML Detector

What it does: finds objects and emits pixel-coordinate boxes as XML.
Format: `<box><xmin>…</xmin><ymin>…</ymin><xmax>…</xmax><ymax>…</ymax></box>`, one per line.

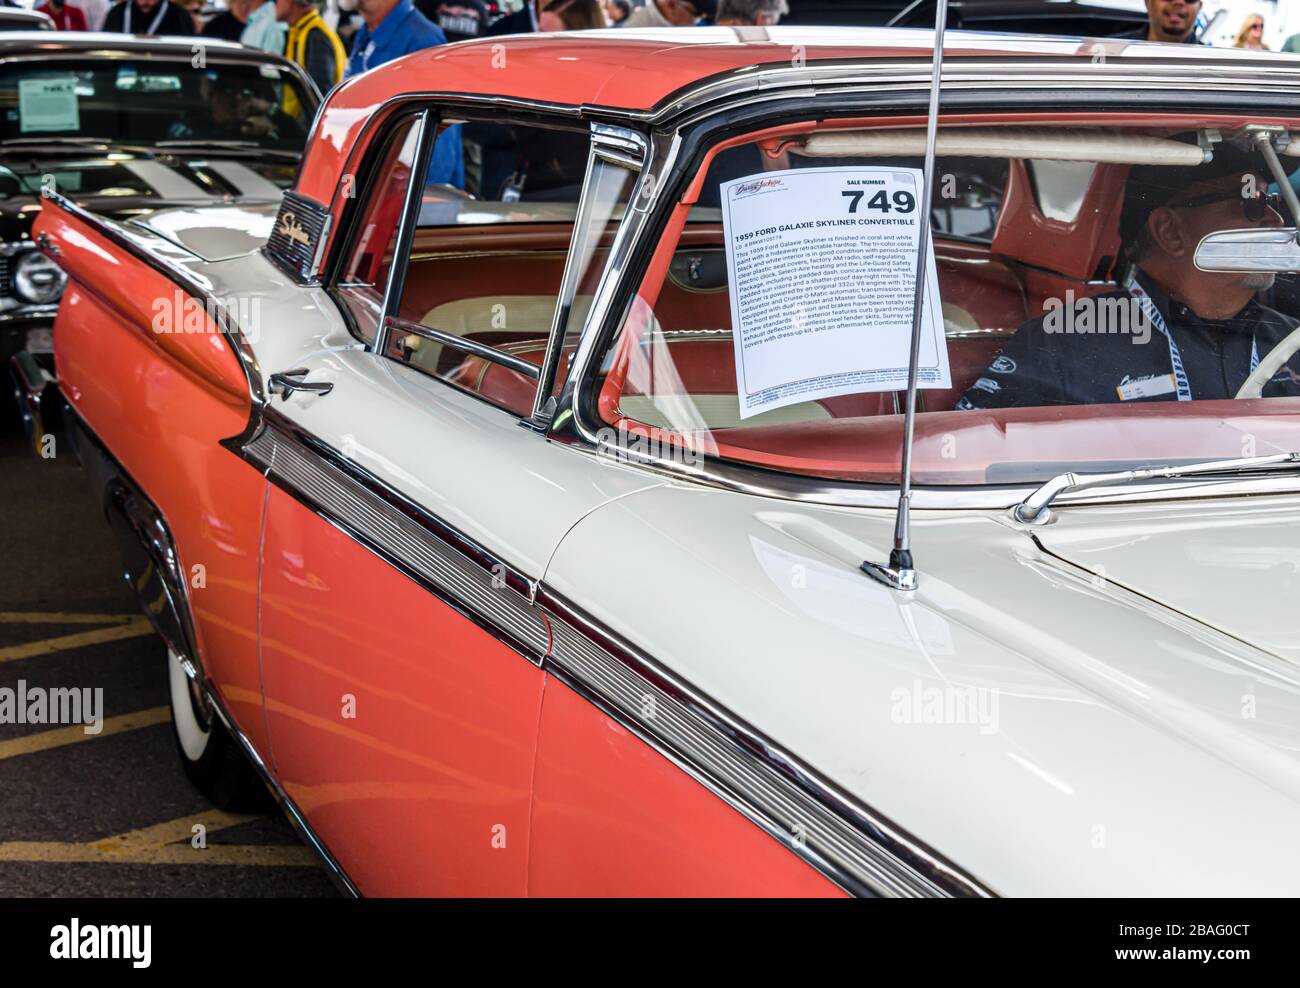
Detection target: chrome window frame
<box><xmin>527</xmin><ymin>124</ymin><xmax>647</xmax><ymax>428</ymax></box>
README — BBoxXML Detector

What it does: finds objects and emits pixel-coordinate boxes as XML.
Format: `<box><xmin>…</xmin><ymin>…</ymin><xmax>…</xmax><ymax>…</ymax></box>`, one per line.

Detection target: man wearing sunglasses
<box><xmin>959</xmin><ymin>145</ymin><xmax>1300</xmax><ymax>410</ymax></box>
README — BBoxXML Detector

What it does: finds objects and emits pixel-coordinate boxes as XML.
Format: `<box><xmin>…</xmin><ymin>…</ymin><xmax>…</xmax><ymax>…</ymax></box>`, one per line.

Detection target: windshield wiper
<box><xmin>1013</xmin><ymin>452</ymin><xmax>1300</xmax><ymax>525</ymax></box>
<box><xmin>152</xmin><ymin>140</ymin><xmax>297</xmax><ymax>158</ymax></box>
<box><xmin>0</xmin><ymin>137</ymin><xmax>110</xmax><ymax>147</ymax></box>
<box><xmin>154</xmin><ymin>139</ymin><xmax>261</xmax><ymax>148</ymax></box>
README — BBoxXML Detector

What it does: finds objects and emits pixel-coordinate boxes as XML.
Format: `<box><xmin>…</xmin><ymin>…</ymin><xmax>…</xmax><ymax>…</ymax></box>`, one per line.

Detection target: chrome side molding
<box><xmin>237</xmin><ymin>411</ymin><xmax>994</xmax><ymax>898</ymax></box>
<box><xmin>538</xmin><ymin>590</ymin><xmax>990</xmax><ymax>898</ymax></box>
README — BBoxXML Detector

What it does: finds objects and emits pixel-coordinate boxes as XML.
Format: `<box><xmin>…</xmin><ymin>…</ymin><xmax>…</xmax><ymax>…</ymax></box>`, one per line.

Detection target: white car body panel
<box><xmin>131</xmin><ymin>203</ymin><xmax>280</xmax><ymax>262</ymax></box>
<box><xmin>544</xmin><ymin>483</ymin><xmax>1300</xmax><ymax>896</ymax></box>
<box><xmin>1036</xmin><ymin>499</ymin><xmax>1300</xmax><ymax>665</ymax></box>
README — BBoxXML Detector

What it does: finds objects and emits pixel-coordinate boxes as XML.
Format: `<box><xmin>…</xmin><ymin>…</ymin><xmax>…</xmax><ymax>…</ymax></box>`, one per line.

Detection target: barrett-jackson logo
<box><xmin>731</xmin><ymin>178</ymin><xmax>785</xmax><ymax>199</ymax></box>
<box><xmin>276</xmin><ymin>211</ymin><xmax>313</xmax><ymax>248</ymax></box>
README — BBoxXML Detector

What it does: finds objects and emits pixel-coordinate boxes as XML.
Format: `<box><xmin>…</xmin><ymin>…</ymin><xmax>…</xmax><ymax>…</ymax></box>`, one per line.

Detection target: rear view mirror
<box><xmin>1195</xmin><ymin>227</ymin><xmax>1300</xmax><ymax>273</ymax></box>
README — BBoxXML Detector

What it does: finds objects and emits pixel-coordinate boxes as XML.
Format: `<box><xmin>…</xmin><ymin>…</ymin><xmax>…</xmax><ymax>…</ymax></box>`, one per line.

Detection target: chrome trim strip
<box><xmin>240</xmin><ymin>410</ymin><xmax>549</xmax><ymax>663</ymax></box>
<box><xmin>0</xmin><ymin>305</ymin><xmax>58</xmax><ymax>324</ymax></box>
<box><xmin>203</xmin><ymin>683</ymin><xmax>361</xmax><ymax>898</ymax></box>
<box><xmin>65</xmin><ymin>407</ymin><xmax>208</xmax><ymax>684</ymax></box>
<box><xmin>235</xmin><ymin>408</ymin><xmax>990</xmax><ymax>897</ymax></box>
<box><xmin>650</xmin><ymin>59</ymin><xmax>1300</xmax><ymax>127</ymax></box>
<box><xmin>387</xmin><ymin>317</ymin><xmax>542</xmax><ymax>380</ymax></box>
<box><xmin>536</xmin><ymin>589</ymin><xmax>993</xmax><ymax>898</ymax></box>
<box><xmin>534</xmin><ymin>142</ymin><xmax>600</xmax><ymax>424</ymax></box>
<box><xmin>532</xmin><ymin>126</ymin><xmax>645</xmax><ymax>424</ymax></box>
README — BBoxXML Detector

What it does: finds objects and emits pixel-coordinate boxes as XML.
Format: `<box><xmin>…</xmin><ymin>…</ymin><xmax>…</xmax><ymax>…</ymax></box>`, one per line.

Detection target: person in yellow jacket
<box><xmin>276</xmin><ymin>0</ymin><xmax>346</xmax><ymax>118</ymax></box>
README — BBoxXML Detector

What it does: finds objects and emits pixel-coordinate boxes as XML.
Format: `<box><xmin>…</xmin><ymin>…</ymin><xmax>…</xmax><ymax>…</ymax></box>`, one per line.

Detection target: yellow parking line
<box><xmin>93</xmin><ymin>810</ymin><xmax>256</xmax><ymax>853</ymax></box>
<box><xmin>0</xmin><ymin>706</ymin><xmax>171</xmax><ymax>761</ymax></box>
<box><xmin>0</xmin><ymin>612</ymin><xmax>136</xmax><ymax>626</ymax></box>
<box><xmin>0</xmin><ymin>615</ymin><xmax>153</xmax><ymax>663</ymax></box>
<box><xmin>0</xmin><ymin>811</ymin><xmax>319</xmax><ymax>867</ymax></box>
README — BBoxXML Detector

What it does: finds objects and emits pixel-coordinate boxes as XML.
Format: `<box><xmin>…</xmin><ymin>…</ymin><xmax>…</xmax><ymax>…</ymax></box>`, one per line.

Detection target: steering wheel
<box><xmin>1237</xmin><ymin>324</ymin><xmax>1300</xmax><ymax>398</ymax></box>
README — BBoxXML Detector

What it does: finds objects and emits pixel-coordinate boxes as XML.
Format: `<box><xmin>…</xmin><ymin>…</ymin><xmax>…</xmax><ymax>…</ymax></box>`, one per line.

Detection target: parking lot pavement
<box><xmin>0</xmin><ymin>433</ymin><xmax>338</xmax><ymax>897</ymax></box>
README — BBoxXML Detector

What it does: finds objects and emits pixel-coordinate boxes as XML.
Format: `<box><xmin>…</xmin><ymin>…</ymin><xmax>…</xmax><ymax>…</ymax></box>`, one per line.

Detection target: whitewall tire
<box><xmin>166</xmin><ymin>647</ymin><xmax>268</xmax><ymax>811</ymax></box>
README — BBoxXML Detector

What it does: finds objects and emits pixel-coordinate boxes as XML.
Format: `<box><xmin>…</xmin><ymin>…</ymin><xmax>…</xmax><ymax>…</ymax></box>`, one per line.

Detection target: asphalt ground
<box><xmin>0</xmin><ymin>431</ymin><xmax>337</xmax><ymax>897</ymax></box>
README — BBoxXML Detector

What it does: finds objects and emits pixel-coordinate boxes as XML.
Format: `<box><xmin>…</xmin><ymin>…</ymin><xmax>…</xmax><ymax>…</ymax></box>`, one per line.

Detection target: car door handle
<box><xmin>268</xmin><ymin>368</ymin><xmax>334</xmax><ymax>402</ymax></box>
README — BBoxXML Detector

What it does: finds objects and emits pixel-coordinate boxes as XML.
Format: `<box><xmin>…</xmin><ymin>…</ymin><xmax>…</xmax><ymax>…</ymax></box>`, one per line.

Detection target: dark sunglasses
<box><xmin>1169</xmin><ymin>190</ymin><xmax>1283</xmax><ymax>222</ymax></box>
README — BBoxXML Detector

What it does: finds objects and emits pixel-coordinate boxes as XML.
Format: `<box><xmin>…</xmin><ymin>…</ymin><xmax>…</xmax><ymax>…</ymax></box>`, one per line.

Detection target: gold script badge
<box><xmin>277</xmin><ymin>211</ymin><xmax>312</xmax><ymax>248</ymax></box>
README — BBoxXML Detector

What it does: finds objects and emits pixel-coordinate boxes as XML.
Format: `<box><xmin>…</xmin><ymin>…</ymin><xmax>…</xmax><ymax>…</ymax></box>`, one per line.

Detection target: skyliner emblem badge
<box><xmin>276</xmin><ymin>211</ymin><xmax>313</xmax><ymax>248</ymax></box>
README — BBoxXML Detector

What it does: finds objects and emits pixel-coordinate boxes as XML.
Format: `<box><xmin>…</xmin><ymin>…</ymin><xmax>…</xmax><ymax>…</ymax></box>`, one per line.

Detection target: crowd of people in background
<box><xmin>18</xmin><ymin>0</ymin><xmax>1300</xmax><ymax>103</ymax></box>
<box><xmin>10</xmin><ymin>0</ymin><xmax>792</xmax><ymax>102</ymax></box>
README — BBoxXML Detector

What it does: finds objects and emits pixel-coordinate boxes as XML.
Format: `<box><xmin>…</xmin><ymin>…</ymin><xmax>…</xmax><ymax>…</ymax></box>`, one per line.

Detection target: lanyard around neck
<box><xmin>124</xmin><ymin>0</ymin><xmax>169</xmax><ymax>35</ymax></box>
<box><xmin>1125</xmin><ymin>272</ymin><xmax>1260</xmax><ymax>402</ymax></box>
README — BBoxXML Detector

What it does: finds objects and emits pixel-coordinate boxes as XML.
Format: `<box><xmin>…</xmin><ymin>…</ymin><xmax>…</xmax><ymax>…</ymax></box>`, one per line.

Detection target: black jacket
<box><xmin>415</xmin><ymin>0</ymin><xmax>490</xmax><ymax>42</ymax></box>
<box><xmin>201</xmin><ymin>9</ymin><xmax>245</xmax><ymax>42</ymax></box>
<box><xmin>103</xmin><ymin>0</ymin><xmax>195</xmax><ymax>35</ymax></box>
<box><xmin>958</xmin><ymin>272</ymin><xmax>1300</xmax><ymax>409</ymax></box>
<box><xmin>484</xmin><ymin>3</ymin><xmax>532</xmax><ymax>36</ymax></box>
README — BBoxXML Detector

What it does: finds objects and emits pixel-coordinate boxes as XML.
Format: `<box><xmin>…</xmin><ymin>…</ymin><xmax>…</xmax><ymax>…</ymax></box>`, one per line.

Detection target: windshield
<box><xmin>592</xmin><ymin>116</ymin><xmax>1300</xmax><ymax>486</ymax></box>
<box><xmin>0</xmin><ymin>58</ymin><xmax>314</xmax><ymax>152</ymax></box>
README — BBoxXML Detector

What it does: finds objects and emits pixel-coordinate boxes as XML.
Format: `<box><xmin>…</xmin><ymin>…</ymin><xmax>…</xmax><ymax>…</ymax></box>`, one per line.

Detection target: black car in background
<box><xmin>1</xmin><ymin>33</ymin><xmax>319</xmax><ymax>439</ymax></box>
<box><xmin>0</xmin><ymin>8</ymin><xmax>52</xmax><ymax>31</ymax></box>
<box><xmin>785</xmin><ymin>0</ymin><xmax>1149</xmax><ymax>37</ymax></box>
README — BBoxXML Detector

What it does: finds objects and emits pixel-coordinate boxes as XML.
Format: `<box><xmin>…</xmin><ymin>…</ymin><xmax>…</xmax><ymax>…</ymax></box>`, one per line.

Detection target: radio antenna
<box><xmin>861</xmin><ymin>0</ymin><xmax>949</xmax><ymax>592</ymax></box>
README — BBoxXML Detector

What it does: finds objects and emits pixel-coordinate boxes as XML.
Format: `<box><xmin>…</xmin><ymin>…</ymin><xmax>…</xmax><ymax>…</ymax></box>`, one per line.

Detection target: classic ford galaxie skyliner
<box><xmin>32</xmin><ymin>26</ymin><xmax>1300</xmax><ymax>896</ymax></box>
<box><xmin>3</xmin><ymin>32</ymin><xmax>318</xmax><ymax>437</ymax></box>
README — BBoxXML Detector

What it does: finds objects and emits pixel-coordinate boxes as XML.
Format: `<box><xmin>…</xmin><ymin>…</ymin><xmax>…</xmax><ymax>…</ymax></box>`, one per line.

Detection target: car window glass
<box><xmin>592</xmin><ymin>121</ymin><xmax>1300</xmax><ymax>488</ymax></box>
<box><xmin>368</xmin><ymin>117</ymin><xmax>598</xmax><ymax>417</ymax></box>
<box><xmin>335</xmin><ymin>115</ymin><xmax>421</xmax><ymax>345</ymax></box>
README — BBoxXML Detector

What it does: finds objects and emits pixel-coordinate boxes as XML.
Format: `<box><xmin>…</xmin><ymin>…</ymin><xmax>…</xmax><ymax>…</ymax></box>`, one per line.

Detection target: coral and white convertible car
<box><xmin>34</xmin><ymin>27</ymin><xmax>1300</xmax><ymax>896</ymax></box>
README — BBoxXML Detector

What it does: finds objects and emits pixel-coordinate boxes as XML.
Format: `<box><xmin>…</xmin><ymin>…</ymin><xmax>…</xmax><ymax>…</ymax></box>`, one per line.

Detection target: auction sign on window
<box><xmin>721</xmin><ymin>166</ymin><xmax>951</xmax><ymax>419</ymax></box>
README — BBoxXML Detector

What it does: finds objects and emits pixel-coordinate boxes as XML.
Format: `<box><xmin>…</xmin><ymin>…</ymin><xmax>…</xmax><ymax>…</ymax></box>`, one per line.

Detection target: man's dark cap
<box><xmin>1119</xmin><ymin>134</ymin><xmax>1294</xmax><ymax>247</ymax></box>
<box><xmin>687</xmin><ymin>0</ymin><xmax>719</xmax><ymax>16</ymax></box>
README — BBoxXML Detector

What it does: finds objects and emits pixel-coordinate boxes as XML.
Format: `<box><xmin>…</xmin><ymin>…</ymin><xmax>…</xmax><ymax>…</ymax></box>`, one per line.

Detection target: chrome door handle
<box><xmin>268</xmin><ymin>368</ymin><xmax>334</xmax><ymax>402</ymax></box>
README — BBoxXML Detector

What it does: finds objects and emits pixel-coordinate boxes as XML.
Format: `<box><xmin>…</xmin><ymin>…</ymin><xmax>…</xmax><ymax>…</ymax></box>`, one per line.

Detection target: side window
<box><xmin>333</xmin><ymin>111</ymin><xmax>639</xmax><ymax>418</ymax></box>
<box><xmin>335</xmin><ymin>115</ymin><xmax>421</xmax><ymax>344</ymax></box>
<box><xmin>384</xmin><ymin>119</ymin><xmax>633</xmax><ymax>418</ymax></box>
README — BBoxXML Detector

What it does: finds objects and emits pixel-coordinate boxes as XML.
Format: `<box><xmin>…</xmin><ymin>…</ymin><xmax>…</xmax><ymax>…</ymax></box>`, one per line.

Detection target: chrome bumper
<box><xmin>8</xmin><ymin>349</ymin><xmax>58</xmax><ymax>453</ymax></box>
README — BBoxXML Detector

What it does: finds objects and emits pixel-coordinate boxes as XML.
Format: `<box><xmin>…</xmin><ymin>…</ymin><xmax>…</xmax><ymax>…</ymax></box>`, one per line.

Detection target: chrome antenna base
<box><xmin>861</xmin><ymin>549</ymin><xmax>918</xmax><ymax>592</ymax></box>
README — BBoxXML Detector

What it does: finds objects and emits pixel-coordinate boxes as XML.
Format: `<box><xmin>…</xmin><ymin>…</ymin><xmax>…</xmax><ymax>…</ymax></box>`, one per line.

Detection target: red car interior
<box><xmin>389</xmin><ymin>124</ymin><xmax>1171</xmax><ymax>477</ymax></box>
